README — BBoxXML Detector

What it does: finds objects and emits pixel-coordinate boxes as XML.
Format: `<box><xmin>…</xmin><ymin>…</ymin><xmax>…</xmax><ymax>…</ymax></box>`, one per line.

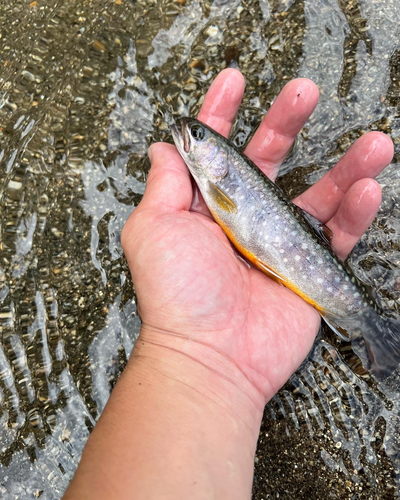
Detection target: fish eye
<box><xmin>190</xmin><ymin>124</ymin><xmax>205</xmax><ymax>140</ymax></box>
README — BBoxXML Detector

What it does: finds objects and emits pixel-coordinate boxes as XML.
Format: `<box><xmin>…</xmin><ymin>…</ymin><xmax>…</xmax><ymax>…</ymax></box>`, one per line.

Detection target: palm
<box><xmin>130</xmin><ymin>207</ymin><xmax>319</xmax><ymax>394</ymax></box>
<box><xmin>122</xmin><ymin>69</ymin><xmax>393</xmax><ymax>399</ymax></box>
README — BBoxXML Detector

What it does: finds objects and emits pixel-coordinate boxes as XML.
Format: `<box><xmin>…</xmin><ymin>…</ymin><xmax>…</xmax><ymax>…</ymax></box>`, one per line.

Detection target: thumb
<box><xmin>138</xmin><ymin>142</ymin><xmax>193</xmax><ymax>214</ymax></box>
<box><xmin>121</xmin><ymin>142</ymin><xmax>193</xmax><ymax>262</ymax></box>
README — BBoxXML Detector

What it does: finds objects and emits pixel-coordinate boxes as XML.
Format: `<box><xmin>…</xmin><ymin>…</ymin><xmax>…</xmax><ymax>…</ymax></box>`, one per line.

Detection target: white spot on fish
<box><xmin>283</xmin><ymin>258</ymin><xmax>288</xmax><ymax>263</ymax></box>
<box><xmin>295</xmin><ymin>255</ymin><xmax>301</xmax><ymax>261</ymax></box>
<box><xmin>326</xmin><ymin>268</ymin><xmax>332</xmax><ymax>274</ymax></box>
<box><xmin>327</xmin><ymin>287</ymin><xmax>333</xmax><ymax>293</ymax></box>
<box><xmin>279</xmin><ymin>248</ymin><xmax>285</xmax><ymax>254</ymax></box>
<box><xmin>343</xmin><ymin>285</ymin><xmax>348</xmax><ymax>290</ymax></box>
<box><xmin>317</xmin><ymin>278</ymin><xmax>323</xmax><ymax>284</ymax></box>
<box><xmin>354</xmin><ymin>292</ymin><xmax>360</xmax><ymax>298</ymax></box>
<box><xmin>345</xmin><ymin>277</ymin><xmax>349</xmax><ymax>282</ymax></box>
<box><xmin>317</xmin><ymin>258</ymin><xmax>323</xmax><ymax>264</ymax></box>
<box><xmin>301</xmin><ymin>243</ymin><xmax>308</xmax><ymax>250</ymax></box>
<box><xmin>335</xmin><ymin>277</ymin><xmax>340</xmax><ymax>282</ymax></box>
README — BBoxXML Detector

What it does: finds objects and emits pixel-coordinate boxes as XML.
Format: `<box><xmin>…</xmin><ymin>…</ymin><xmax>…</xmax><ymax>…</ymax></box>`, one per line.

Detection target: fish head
<box><xmin>171</xmin><ymin>118</ymin><xmax>229</xmax><ymax>184</ymax></box>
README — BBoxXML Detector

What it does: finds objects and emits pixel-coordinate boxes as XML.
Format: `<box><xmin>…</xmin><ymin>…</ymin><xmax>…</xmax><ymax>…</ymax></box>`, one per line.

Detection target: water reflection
<box><xmin>0</xmin><ymin>0</ymin><xmax>399</xmax><ymax>497</ymax></box>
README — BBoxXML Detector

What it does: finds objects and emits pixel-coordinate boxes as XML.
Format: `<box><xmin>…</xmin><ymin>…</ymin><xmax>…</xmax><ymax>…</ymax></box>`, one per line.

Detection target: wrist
<box><xmin>130</xmin><ymin>324</ymin><xmax>265</xmax><ymax>436</ymax></box>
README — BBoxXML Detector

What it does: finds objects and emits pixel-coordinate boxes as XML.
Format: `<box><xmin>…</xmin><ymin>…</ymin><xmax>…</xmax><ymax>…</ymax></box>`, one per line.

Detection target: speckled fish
<box><xmin>171</xmin><ymin>117</ymin><xmax>400</xmax><ymax>379</ymax></box>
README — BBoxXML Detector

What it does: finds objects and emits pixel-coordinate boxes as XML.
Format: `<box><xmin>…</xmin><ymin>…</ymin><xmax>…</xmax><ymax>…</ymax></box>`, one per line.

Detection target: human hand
<box><xmin>121</xmin><ymin>69</ymin><xmax>393</xmax><ymax>403</ymax></box>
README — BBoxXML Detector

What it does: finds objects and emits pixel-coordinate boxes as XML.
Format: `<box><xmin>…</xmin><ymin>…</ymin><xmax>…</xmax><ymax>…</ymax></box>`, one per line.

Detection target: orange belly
<box><xmin>213</xmin><ymin>213</ymin><xmax>327</xmax><ymax>314</ymax></box>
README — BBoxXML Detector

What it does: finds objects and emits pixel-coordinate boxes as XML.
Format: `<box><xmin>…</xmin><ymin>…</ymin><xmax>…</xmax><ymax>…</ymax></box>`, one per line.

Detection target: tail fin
<box><xmin>324</xmin><ymin>307</ymin><xmax>400</xmax><ymax>380</ymax></box>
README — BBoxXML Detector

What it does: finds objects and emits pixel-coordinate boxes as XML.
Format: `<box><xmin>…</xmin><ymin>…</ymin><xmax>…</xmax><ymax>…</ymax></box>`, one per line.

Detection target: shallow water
<box><xmin>0</xmin><ymin>0</ymin><xmax>400</xmax><ymax>498</ymax></box>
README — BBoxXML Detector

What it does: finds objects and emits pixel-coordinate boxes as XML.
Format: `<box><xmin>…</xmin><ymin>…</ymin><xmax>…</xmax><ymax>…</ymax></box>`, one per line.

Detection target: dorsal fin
<box><xmin>208</xmin><ymin>182</ymin><xmax>237</xmax><ymax>214</ymax></box>
<box><xmin>296</xmin><ymin>206</ymin><xmax>333</xmax><ymax>246</ymax></box>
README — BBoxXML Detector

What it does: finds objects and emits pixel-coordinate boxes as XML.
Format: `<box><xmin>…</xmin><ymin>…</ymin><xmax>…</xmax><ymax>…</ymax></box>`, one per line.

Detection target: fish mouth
<box><xmin>171</xmin><ymin>118</ymin><xmax>191</xmax><ymax>153</ymax></box>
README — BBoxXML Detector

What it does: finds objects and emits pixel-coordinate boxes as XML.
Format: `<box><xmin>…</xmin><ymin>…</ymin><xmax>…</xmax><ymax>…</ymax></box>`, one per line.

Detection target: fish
<box><xmin>171</xmin><ymin>117</ymin><xmax>400</xmax><ymax>379</ymax></box>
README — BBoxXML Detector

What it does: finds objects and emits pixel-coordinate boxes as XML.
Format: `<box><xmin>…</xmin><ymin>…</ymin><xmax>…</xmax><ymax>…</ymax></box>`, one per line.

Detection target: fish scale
<box><xmin>224</xmin><ymin>154</ymin><xmax>365</xmax><ymax>314</ymax></box>
<box><xmin>171</xmin><ymin>117</ymin><xmax>400</xmax><ymax>378</ymax></box>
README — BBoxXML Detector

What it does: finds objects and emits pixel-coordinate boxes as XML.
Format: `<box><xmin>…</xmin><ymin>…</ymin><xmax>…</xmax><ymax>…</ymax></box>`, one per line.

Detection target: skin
<box><xmin>63</xmin><ymin>69</ymin><xmax>394</xmax><ymax>500</ymax></box>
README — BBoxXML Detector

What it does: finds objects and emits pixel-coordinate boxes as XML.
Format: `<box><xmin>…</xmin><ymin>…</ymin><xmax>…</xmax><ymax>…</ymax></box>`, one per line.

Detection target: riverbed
<box><xmin>0</xmin><ymin>0</ymin><xmax>400</xmax><ymax>498</ymax></box>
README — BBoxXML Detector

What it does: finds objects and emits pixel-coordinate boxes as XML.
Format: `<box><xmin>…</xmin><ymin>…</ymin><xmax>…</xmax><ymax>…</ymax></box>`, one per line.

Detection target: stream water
<box><xmin>0</xmin><ymin>0</ymin><xmax>400</xmax><ymax>498</ymax></box>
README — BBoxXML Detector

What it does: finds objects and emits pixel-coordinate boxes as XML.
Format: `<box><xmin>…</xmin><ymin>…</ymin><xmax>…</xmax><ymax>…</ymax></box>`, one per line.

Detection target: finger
<box><xmin>198</xmin><ymin>68</ymin><xmax>245</xmax><ymax>137</ymax></box>
<box><xmin>244</xmin><ymin>79</ymin><xmax>319</xmax><ymax>180</ymax></box>
<box><xmin>295</xmin><ymin>132</ymin><xmax>393</xmax><ymax>222</ymax></box>
<box><xmin>328</xmin><ymin>178</ymin><xmax>382</xmax><ymax>260</ymax></box>
<box><xmin>137</xmin><ymin>143</ymin><xmax>193</xmax><ymax>214</ymax></box>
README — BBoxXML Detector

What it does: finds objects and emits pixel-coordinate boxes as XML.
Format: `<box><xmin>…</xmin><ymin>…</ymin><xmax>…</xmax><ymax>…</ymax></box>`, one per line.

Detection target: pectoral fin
<box><xmin>208</xmin><ymin>182</ymin><xmax>237</xmax><ymax>214</ymax></box>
